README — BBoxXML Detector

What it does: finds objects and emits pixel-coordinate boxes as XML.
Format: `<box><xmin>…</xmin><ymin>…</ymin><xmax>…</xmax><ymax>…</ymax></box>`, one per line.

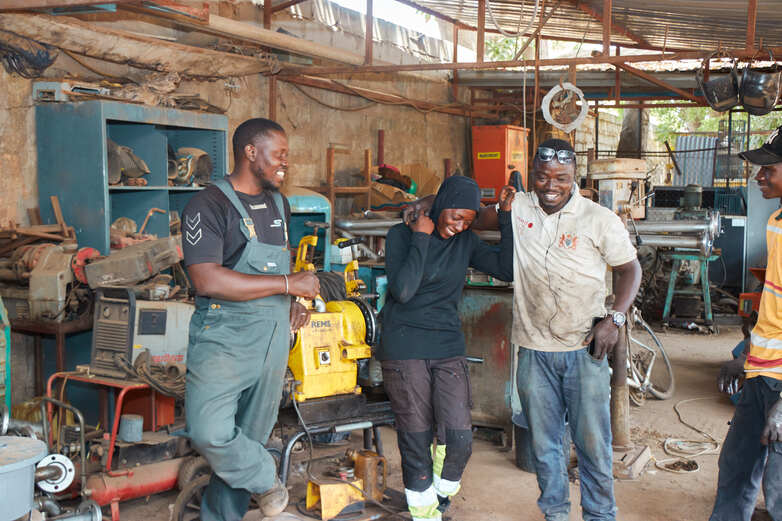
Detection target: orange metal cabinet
<box><xmin>472</xmin><ymin>125</ymin><xmax>530</xmax><ymax>203</ymax></box>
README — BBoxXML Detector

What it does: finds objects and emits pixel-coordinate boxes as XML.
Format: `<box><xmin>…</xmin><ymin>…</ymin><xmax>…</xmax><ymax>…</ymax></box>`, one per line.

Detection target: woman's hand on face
<box><xmin>409</xmin><ymin>209</ymin><xmax>435</xmax><ymax>234</ymax></box>
<box><xmin>499</xmin><ymin>185</ymin><xmax>517</xmax><ymax>212</ymax></box>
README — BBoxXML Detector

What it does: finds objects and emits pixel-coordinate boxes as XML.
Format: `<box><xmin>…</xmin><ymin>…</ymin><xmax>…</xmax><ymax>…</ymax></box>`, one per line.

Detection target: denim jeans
<box><xmin>516</xmin><ymin>347</ymin><xmax>616</xmax><ymax>521</ymax></box>
<box><xmin>710</xmin><ymin>376</ymin><xmax>782</xmax><ymax>521</ymax></box>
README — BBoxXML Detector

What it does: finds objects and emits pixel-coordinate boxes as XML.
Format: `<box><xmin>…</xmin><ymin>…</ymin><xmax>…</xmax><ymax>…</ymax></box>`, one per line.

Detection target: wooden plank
<box><xmin>27</xmin><ymin>209</ymin><xmax>43</xmax><ymax>226</ymax></box>
<box><xmin>50</xmin><ymin>196</ymin><xmax>68</xmax><ymax>237</ymax></box>
<box><xmin>205</xmin><ymin>13</ymin><xmax>366</xmax><ymax>65</ymax></box>
<box><xmin>280</xmin><ymin>75</ymin><xmax>494</xmax><ymax>119</ymax></box>
<box><xmin>452</xmin><ymin>25</ymin><xmax>459</xmax><ymax>100</ymax></box>
<box><xmin>0</xmin><ymin>13</ymin><xmax>270</xmax><ymax>77</ymax></box>
<box><xmin>0</xmin><ymin>0</ymin><xmax>135</xmax><ymax>9</ymax></box>
<box><xmin>564</xmin><ymin>0</ymin><xmax>649</xmax><ymax>48</ymax></box>
<box><xmin>614</xmin><ymin>46</ymin><xmax>621</xmax><ymax>102</ymax></box>
<box><xmin>476</xmin><ymin>0</ymin><xmax>485</xmax><ymax>63</ymax></box>
<box><xmin>747</xmin><ymin>0</ymin><xmax>758</xmax><ymax>51</ymax></box>
<box><xmin>263</xmin><ymin>0</ymin><xmax>272</xmax><ymax>28</ymax></box>
<box><xmin>326</xmin><ymin>147</ymin><xmax>335</xmax><ymax>215</ymax></box>
<box><xmin>269</xmin><ymin>76</ymin><xmax>277</xmax><ymax>121</ymax></box>
<box><xmin>365</xmin><ymin>0</ymin><xmax>373</xmax><ymax>65</ymax></box>
<box><xmin>364</xmin><ymin>149</ymin><xmax>371</xmax><ymax>210</ymax></box>
<box><xmin>617</xmin><ymin>62</ymin><xmax>700</xmax><ymax>103</ymax></box>
<box><xmin>602</xmin><ymin>0</ymin><xmax>612</xmax><ymax>56</ymax></box>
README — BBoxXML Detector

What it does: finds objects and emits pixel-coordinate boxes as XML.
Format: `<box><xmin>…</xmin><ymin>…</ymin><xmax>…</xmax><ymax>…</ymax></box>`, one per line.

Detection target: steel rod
<box><xmin>629</xmin><ymin>233</ymin><xmax>711</xmax><ymax>255</ymax></box>
<box><xmin>629</xmin><ymin>219</ymin><xmax>719</xmax><ymax>237</ymax></box>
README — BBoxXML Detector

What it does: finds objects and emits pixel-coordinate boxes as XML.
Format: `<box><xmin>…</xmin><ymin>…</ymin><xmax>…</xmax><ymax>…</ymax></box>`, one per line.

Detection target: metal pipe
<box><xmin>334</xmin><ymin>218</ymin><xmax>401</xmax><ymax>229</ymax></box>
<box><xmin>40</xmin><ymin>397</ymin><xmax>87</xmax><ymax>497</ymax></box>
<box><xmin>34</xmin><ymin>496</ymin><xmax>62</xmax><ymax>517</ymax></box>
<box><xmin>7</xmin><ymin>417</ymin><xmax>45</xmax><ymax>438</ymax></box>
<box><xmin>630</xmin><ymin>233</ymin><xmax>712</xmax><ymax>256</ymax></box>
<box><xmin>35</xmin><ymin>464</ymin><xmax>63</xmax><ymax>483</ymax></box>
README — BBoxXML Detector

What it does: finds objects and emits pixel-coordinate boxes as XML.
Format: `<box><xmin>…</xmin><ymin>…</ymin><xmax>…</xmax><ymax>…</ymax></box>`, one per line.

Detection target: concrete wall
<box><xmin>574</xmin><ymin>111</ymin><xmax>622</xmax><ymax>180</ymax></box>
<box><xmin>0</xmin><ymin>67</ymin><xmax>38</xmax><ymax>226</ymax></box>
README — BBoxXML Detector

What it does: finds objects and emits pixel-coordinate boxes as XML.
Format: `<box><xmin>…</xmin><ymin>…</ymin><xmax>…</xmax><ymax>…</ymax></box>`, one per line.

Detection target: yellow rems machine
<box><xmin>287</xmin><ymin>222</ymin><xmax>377</xmax><ymax>404</ymax></box>
<box><xmin>288</xmin><ymin>296</ymin><xmax>376</xmax><ymax>401</ymax></box>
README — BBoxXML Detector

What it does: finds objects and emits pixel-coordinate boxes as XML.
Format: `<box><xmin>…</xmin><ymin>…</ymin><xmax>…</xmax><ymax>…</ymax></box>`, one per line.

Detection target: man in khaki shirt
<box><xmin>505</xmin><ymin>139</ymin><xmax>640</xmax><ymax>521</ymax></box>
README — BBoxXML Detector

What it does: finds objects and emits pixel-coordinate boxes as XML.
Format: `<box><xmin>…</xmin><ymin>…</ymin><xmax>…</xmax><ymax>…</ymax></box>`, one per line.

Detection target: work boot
<box><xmin>437</xmin><ymin>495</ymin><xmax>451</xmax><ymax>514</ymax></box>
<box><xmin>255</xmin><ymin>479</ymin><xmax>289</xmax><ymax>517</ymax></box>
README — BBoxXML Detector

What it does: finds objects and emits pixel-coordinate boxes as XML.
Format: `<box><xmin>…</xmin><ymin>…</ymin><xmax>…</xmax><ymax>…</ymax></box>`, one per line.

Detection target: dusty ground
<box><xmin>117</xmin><ymin>328</ymin><xmax>750</xmax><ymax>521</ymax></box>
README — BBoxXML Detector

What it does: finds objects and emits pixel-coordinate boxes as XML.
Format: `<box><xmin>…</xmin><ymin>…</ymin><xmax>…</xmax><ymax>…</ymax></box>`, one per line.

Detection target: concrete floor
<box><xmin>115</xmin><ymin>328</ymin><xmax>752</xmax><ymax>521</ymax></box>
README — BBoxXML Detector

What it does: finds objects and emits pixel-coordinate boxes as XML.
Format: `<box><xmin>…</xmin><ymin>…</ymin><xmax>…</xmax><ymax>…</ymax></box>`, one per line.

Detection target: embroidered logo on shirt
<box><xmin>249</xmin><ymin>203</ymin><xmax>268</xmax><ymax>210</ymax></box>
<box><xmin>558</xmin><ymin>233</ymin><xmax>578</xmax><ymax>249</ymax></box>
<box><xmin>185</xmin><ymin>213</ymin><xmax>202</xmax><ymax>245</ymax></box>
<box><xmin>271</xmin><ymin>219</ymin><xmax>282</xmax><ymax>228</ymax></box>
<box><xmin>516</xmin><ymin>217</ymin><xmax>534</xmax><ymax>230</ymax></box>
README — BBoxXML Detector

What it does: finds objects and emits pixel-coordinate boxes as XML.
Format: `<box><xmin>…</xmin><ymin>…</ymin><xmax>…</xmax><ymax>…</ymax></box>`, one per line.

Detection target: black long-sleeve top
<box><xmin>377</xmin><ymin>210</ymin><xmax>514</xmax><ymax>360</ymax></box>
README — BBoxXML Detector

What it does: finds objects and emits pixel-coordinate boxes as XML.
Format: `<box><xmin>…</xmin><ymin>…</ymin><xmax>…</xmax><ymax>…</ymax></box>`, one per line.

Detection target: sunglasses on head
<box><xmin>537</xmin><ymin>146</ymin><xmax>576</xmax><ymax>164</ymax></box>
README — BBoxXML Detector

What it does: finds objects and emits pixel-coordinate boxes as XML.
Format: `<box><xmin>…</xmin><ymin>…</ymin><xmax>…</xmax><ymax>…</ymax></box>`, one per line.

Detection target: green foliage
<box><xmin>485</xmin><ymin>36</ymin><xmax>526</xmax><ymax>62</ymax></box>
<box><xmin>649</xmin><ymin>106</ymin><xmax>782</xmax><ymax>147</ymax></box>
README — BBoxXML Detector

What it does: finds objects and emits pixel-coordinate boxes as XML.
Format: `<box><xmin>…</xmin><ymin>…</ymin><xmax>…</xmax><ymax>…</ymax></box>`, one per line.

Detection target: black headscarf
<box><xmin>428</xmin><ymin>175</ymin><xmax>481</xmax><ymax>231</ymax></box>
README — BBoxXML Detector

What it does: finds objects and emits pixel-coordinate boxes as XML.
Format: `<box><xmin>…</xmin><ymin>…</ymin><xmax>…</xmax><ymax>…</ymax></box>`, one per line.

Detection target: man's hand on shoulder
<box><xmin>402</xmin><ymin>195</ymin><xmax>435</xmax><ymax>225</ymax></box>
<box><xmin>498</xmin><ymin>185</ymin><xmax>516</xmax><ymax>212</ymax></box>
<box><xmin>583</xmin><ymin>317</ymin><xmax>619</xmax><ymax>360</ymax></box>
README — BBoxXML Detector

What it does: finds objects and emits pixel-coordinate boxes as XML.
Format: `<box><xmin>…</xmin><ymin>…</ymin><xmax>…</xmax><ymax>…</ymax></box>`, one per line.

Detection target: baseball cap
<box><xmin>739</xmin><ymin>126</ymin><xmax>782</xmax><ymax>166</ymax></box>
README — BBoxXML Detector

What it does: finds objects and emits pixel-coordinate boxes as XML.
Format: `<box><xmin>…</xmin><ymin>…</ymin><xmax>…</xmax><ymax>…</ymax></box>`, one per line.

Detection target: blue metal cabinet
<box><xmin>35</xmin><ymin>100</ymin><xmax>229</xmax><ymax>254</ymax></box>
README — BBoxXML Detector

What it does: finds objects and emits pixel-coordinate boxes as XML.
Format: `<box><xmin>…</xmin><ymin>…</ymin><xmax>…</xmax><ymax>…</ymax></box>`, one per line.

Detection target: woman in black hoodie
<box><xmin>378</xmin><ymin>176</ymin><xmax>514</xmax><ymax>521</ymax></box>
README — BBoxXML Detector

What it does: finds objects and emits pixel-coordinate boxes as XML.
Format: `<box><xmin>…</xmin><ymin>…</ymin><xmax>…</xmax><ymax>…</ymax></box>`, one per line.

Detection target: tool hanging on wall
<box><xmin>541</xmin><ymin>81</ymin><xmax>588</xmax><ymax>134</ymax></box>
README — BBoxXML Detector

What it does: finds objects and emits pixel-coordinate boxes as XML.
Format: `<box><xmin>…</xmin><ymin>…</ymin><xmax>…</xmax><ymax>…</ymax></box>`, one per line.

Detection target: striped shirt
<box><xmin>746</xmin><ymin>207</ymin><xmax>782</xmax><ymax>380</ymax></box>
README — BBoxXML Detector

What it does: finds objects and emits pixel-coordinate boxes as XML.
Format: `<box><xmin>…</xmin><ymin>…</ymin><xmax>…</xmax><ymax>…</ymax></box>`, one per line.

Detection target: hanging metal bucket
<box><xmin>741</xmin><ymin>50</ymin><xmax>781</xmax><ymax>116</ymax></box>
<box><xmin>696</xmin><ymin>51</ymin><xmax>740</xmax><ymax>112</ymax></box>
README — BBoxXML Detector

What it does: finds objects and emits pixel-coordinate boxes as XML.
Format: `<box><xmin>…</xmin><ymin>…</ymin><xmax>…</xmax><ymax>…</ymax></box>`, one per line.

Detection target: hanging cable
<box><xmin>486</xmin><ymin>0</ymin><xmax>540</xmax><ymax>39</ymax></box>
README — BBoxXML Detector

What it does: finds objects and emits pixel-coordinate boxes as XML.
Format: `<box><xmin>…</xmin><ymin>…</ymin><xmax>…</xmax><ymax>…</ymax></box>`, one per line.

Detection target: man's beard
<box><xmin>260</xmin><ymin>177</ymin><xmax>279</xmax><ymax>191</ymax></box>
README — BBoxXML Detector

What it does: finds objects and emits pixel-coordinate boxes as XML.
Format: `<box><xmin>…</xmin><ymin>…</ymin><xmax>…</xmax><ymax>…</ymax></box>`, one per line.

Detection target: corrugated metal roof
<box><xmin>412</xmin><ymin>0</ymin><xmax>782</xmax><ymax>51</ymax></box>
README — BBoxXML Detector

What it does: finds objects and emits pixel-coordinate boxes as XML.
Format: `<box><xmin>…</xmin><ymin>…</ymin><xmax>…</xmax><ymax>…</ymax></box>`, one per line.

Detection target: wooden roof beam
<box><xmin>0</xmin><ymin>0</ymin><xmax>136</xmax><ymax>8</ymax></box>
<box><xmin>602</xmin><ymin>0</ymin><xmax>611</xmax><ymax>55</ymax></box>
<box><xmin>283</xmin><ymin>50</ymin><xmax>705</xmax><ymax>75</ymax></box>
<box><xmin>747</xmin><ymin>0</ymin><xmax>758</xmax><ymax>51</ymax></box>
<box><xmin>566</xmin><ymin>0</ymin><xmax>650</xmax><ymax>48</ymax></box>
<box><xmin>616</xmin><ymin>62</ymin><xmax>700</xmax><ymax>103</ymax></box>
<box><xmin>281</xmin><ymin>75</ymin><xmax>494</xmax><ymax>118</ymax></box>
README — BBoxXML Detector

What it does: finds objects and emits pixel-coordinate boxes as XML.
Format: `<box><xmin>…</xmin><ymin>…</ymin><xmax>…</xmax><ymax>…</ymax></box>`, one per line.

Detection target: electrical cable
<box><xmin>486</xmin><ymin>0</ymin><xmax>540</xmax><ymax>39</ymax></box>
<box><xmin>654</xmin><ymin>397</ymin><xmax>721</xmax><ymax>474</ymax></box>
<box><xmin>116</xmin><ymin>351</ymin><xmax>186</xmax><ymax>399</ymax></box>
<box><xmin>291</xmin><ymin>83</ymin><xmax>376</xmax><ymax>112</ymax></box>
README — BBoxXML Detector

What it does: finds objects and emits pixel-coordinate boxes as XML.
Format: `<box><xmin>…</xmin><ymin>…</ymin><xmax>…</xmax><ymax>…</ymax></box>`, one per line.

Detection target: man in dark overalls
<box><xmin>182</xmin><ymin>118</ymin><xmax>319</xmax><ymax>520</ymax></box>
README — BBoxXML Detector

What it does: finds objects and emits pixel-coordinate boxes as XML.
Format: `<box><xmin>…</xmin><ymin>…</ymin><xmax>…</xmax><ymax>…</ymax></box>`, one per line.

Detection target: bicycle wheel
<box><xmin>628</xmin><ymin>315</ymin><xmax>675</xmax><ymax>400</ymax></box>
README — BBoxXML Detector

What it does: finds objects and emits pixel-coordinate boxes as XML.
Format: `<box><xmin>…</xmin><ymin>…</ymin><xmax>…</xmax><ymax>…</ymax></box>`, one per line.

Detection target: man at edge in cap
<box><xmin>710</xmin><ymin>127</ymin><xmax>782</xmax><ymax>521</ymax></box>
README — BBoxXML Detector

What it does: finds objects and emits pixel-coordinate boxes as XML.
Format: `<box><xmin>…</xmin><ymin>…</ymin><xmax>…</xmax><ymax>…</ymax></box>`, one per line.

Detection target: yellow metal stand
<box><xmin>306</xmin><ymin>478</ymin><xmax>364</xmax><ymax>520</ymax></box>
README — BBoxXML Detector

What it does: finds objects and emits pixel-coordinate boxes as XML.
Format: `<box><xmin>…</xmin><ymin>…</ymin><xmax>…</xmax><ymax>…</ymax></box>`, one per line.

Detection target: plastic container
<box><xmin>0</xmin><ymin>435</ymin><xmax>47</xmax><ymax>520</ymax></box>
